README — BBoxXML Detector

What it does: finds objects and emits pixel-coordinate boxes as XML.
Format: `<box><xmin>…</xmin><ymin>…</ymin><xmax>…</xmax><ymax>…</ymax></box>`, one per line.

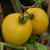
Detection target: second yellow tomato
<box><xmin>24</xmin><ymin>8</ymin><xmax>49</xmax><ymax>35</ymax></box>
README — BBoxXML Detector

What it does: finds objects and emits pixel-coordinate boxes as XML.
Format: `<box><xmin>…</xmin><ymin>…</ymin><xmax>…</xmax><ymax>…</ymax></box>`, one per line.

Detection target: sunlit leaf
<box><xmin>35</xmin><ymin>42</ymin><xmax>48</xmax><ymax>50</ymax></box>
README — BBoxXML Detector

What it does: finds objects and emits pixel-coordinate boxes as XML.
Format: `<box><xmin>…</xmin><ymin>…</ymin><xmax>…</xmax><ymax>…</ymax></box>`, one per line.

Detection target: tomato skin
<box><xmin>2</xmin><ymin>13</ymin><xmax>32</xmax><ymax>45</ymax></box>
<box><xmin>24</xmin><ymin>8</ymin><xmax>49</xmax><ymax>35</ymax></box>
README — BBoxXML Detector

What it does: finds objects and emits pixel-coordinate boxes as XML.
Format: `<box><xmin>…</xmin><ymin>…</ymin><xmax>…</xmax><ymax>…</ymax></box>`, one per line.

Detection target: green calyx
<box><xmin>19</xmin><ymin>12</ymin><xmax>34</xmax><ymax>24</ymax></box>
<box><xmin>28</xmin><ymin>13</ymin><xmax>34</xmax><ymax>19</ymax></box>
<box><xmin>19</xmin><ymin>15</ymin><xmax>28</xmax><ymax>24</ymax></box>
<box><xmin>26</xmin><ymin>11</ymin><xmax>34</xmax><ymax>19</ymax></box>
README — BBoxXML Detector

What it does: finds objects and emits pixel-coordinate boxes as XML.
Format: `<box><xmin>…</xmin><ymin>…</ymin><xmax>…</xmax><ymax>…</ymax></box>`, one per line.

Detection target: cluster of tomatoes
<box><xmin>2</xmin><ymin>8</ymin><xmax>49</xmax><ymax>46</ymax></box>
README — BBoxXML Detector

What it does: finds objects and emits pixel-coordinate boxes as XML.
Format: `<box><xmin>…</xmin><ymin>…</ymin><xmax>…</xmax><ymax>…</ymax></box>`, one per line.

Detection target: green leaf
<box><xmin>35</xmin><ymin>42</ymin><xmax>48</xmax><ymax>50</ymax></box>
<box><xmin>23</xmin><ymin>35</ymin><xmax>38</xmax><ymax>49</ymax></box>
<box><xmin>43</xmin><ymin>34</ymin><xmax>50</xmax><ymax>41</ymax></box>
<box><xmin>29</xmin><ymin>34</ymin><xmax>38</xmax><ymax>40</ymax></box>
<box><xmin>23</xmin><ymin>42</ymin><xmax>48</xmax><ymax>50</ymax></box>
<box><xmin>23</xmin><ymin>43</ymin><xmax>34</xmax><ymax>49</ymax></box>
<box><xmin>23</xmin><ymin>34</ymin><xmax>48</xmax><ymax>50</ymax></box>
<box><xmin>27</xmin><ymin>35</ymin><xmax>38</xmax><ymax>44</ymax></box>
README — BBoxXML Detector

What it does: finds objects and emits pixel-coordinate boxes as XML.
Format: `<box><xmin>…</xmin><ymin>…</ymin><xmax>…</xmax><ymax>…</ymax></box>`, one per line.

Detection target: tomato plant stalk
<box><xmin>11</xmin><ymin>0</ymin><xmax>29</xmax><ymax>24</ymax></box>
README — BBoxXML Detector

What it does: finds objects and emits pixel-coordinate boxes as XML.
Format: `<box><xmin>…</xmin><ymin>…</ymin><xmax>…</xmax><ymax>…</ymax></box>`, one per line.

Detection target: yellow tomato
<box><xmin>24</xmin><ymin>8</ymin><xmax>49</xmax><ymax>35</ymax></box>
<box><xmin>2</xmin><ymin>13</ymin><xmax>32</xmax><ymax>45</ymax></box>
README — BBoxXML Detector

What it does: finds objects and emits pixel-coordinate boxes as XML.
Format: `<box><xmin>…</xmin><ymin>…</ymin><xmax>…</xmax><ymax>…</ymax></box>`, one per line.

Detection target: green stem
<box><xmin>0</xmin><ymin>42</ymin><xmax>27</xmax><ymax>50</ymax></box>
<box><xmin>11</xmin><ymin>0</ymin><xmax>23</xmax><ymax>15</ymax></box>
<box><xmin>11</xmin><ymin>0</ymin><xmax>19</xmax><ymax>12</ymax></box>
<box><xmin>11</xmin><ymin>0</ymin><xmax>29</xmax><ymax>24</ymax></box>
<box><xmin>32</xmin><ymin>2</ymin><xmax>41</xmax><ymax>8</ymax></box>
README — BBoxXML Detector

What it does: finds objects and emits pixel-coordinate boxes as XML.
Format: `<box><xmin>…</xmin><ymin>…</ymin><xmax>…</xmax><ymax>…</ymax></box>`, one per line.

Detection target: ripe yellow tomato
<box><xmin>2</xmin><ymin>13</ymin><xmax>32</xmax><ymax>45</ymax></box>
<box><xmin>24</xmin><ymin>8</ymin><xmax>49</xmax><ymax>35</ymax></box>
